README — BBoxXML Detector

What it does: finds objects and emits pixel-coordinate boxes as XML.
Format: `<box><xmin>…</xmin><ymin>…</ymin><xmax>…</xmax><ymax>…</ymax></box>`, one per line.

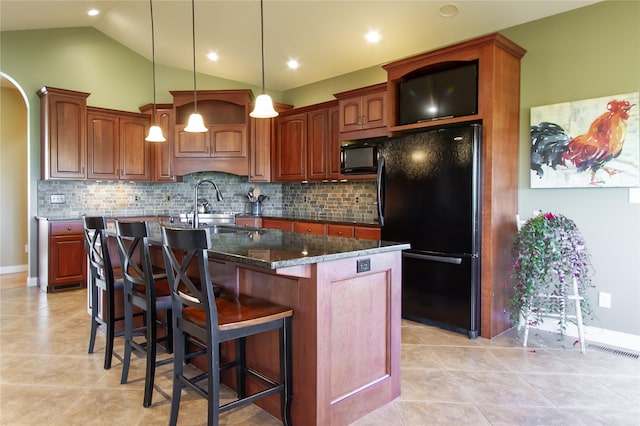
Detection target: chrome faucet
<box><xmin>193</xmin><ymin>178</ymin><xmax>223</xmax><ymax>228</ymax></box>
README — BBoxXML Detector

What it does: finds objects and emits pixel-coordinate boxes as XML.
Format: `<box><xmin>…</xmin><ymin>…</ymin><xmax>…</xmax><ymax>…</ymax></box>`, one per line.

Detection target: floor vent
<box><xmin>586</xmin><ymin>343</ymin><xmax>639</xmax><ymax>360</ymax></box>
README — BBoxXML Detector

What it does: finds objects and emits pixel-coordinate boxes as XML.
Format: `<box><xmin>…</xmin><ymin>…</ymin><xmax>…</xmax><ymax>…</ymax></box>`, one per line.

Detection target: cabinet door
<box><xmin>236</xmin><ymin>217</ymin><xmax>263</xmax><ymax>228</ymax></box>
<box><xmin>87</xmin><ymin>111</ymin><xmax>119</xmax><ymax>180</ymax></box>
<box><xmin>306</xmin><ymin>108</ymin><xmax>329</xmax><ymax>181</ymax></box>
<box><xmin>339</xmin><ymin>97</ymin><xmax>363</xmax><ymax>132</ymax></box>
<box><xmin>38</xmin><ymin>88</ymin><xmax>89</xmax><ymax>180</ymax></box>
<box><xmin>327</xmin><ymin>105</ymin><xmax>342</xmax><ymax>179</ymax></box>
<box><xmin>362</xmin><ymin>91</ymin><xmax>387</xmax><ymax>130</ymax></box>
<box><xmin>249</xmin><ymin>117</ymin><xmax>273</xmax><ymax>182</ymax></box>
<box><xmin>119</xmin><ymin>115</ymin><xmax>150</xmax><ymax>181</ymax></box>
<box><xmin>175</xmin><ymin>125</ymin><xmax>209</xmax><ymax>157</ymax></box>
<box><xmin>275</xmin><ymin>113</ymin><xmax>307</xmax><ymax>181</ymax></box>
<box><xmin>210</xmin><ymin>124</ymin><xmax>247</xmax><ymax>158</ymax></box>
<box><xmin>152</xmin><ymin>108</ymin><xmax>178</xmax><ymax>182</ymax></box>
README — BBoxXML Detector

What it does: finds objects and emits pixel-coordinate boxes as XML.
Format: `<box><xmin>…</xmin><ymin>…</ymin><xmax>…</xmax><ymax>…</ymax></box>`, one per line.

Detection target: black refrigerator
<box><xmin>378</xmin><ymin>123</ymin><xmax>481</xmax><ymax>338</ymax></box>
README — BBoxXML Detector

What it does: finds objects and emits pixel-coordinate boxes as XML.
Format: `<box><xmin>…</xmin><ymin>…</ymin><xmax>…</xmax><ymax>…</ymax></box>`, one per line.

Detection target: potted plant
<box><xmin>509</xmin><ymin>212</ymin><xmax>595</xmax><ymax>341</ymax></box>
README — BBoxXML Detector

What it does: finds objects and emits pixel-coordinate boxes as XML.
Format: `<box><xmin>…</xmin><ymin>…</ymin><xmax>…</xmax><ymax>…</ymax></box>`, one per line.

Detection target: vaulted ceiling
<box><xmin>1</xmin><ymin>0</ymin><xmax>600</xmax><ymax>91</ymax></box>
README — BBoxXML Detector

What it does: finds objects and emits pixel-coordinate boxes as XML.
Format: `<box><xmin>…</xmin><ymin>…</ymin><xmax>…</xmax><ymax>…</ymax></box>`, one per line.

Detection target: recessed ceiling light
<box><xmin>439</xmin><ymin>4</ymin><xmax>459</xmax><ymax>18</ymax></box>
<box><xmin>87</xmin><ymin>9</ymin><xmax>100</xmax><ymax>17</ymax></box>
<box><xmin>287</xmin><ymin>59</ymin><xmax>299</xmax><ymax>70</ymax></box>
<box><xmin>365</xmin><ymin>30</ymin><xmax>382</xmax><ymax>44</ymax></box>
<box><xmin>207</xmin><ymin>51</ymin><xmax>219</xmax><ymax>62</ymax></box>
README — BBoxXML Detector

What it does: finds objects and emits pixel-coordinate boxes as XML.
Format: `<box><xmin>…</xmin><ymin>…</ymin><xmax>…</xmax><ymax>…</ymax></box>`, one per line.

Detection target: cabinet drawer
<box><xmin>327</xmin><ymin>224</ymin><xmax>354</xmax><ymax>238</ymax></box>
<box><xmin>354</xmin><ymin>226</ymin><xmax>381</xmax><ymax>240</ymax></box>
<box><xmin>294</xmin><ymin>221</ymin><xmax>326</xmax><ymax>235</ymax></box>
<box><xmin>262</xmin><ymin>218</ymin><xmax>294</xmax><ymax>232</ymax></box>
<box><xmin>236</xmin><ymin>217</ymin><xmax>263</xmax><ymax>228</ymax></box>
<box><xmin>50</xmin><ymin>221</ymin><xmax>83</xmax><ymax>236</ymax></box>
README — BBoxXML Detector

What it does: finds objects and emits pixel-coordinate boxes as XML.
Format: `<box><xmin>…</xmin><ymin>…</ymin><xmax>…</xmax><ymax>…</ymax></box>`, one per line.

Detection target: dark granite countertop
<box><xmin>237</xmin><ymin>213</ymin><xmax>380</xmax><ymax>227</ymax></box>
<box><xmin>143</xmin><ymin>222</ymin><xmax>408</xmax><ymax>270</ymax></box>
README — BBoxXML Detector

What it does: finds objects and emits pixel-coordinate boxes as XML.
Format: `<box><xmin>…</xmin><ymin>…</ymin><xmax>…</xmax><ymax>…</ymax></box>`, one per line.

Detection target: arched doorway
<box><xmin>0</xmin><ymin>73</ymin><xmax>30</xmax><ymax>287</ymax></box>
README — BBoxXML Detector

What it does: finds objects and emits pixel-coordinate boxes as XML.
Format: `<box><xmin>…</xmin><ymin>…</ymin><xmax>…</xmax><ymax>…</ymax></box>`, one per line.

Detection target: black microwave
<box><xmin>340</xmin><ymin>141</ymin><xmax>381</xmax><ymax>175</ymax></box>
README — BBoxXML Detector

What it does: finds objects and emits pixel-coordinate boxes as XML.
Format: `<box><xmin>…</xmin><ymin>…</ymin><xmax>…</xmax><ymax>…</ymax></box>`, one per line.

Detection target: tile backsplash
<box><xmin>37</xmin><ymin>173</ymin><xmax>378</xmax><ymax>222</ymax></box>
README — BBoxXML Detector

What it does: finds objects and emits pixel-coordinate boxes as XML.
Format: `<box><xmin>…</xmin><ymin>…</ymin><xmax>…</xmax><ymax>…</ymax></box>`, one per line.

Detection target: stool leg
<box><xmin>236</xmin><ymin>338</ymin><xmax>246</xmax><ymax>398</ymax></box>
<box><xmin>282</xmin><ymin>317</ymin><xmax>293</xmax><ymax>426</ymax></box>
<box><xmin>104</xmin><ymin>286</ymin><xmax>115</xmax><ymax>370</ymax></box>
<box><xmin>120</xmin><ymin>292</ymin><xmax>133</xmax><ymax>384</ymax></box>
<box><xmin>88</xmin><ymin>280</ymin><xmax>98</xmax><ymax>354</ymax></box>
<box><xmin>143</xmin><ymin>307</ymin><xmax>157</xmax><ymax>407</ymax></box>
<box><xmin>169</xmin><ymin>326</ymin><xmax>184</xmax><ymax>426</ymax></box>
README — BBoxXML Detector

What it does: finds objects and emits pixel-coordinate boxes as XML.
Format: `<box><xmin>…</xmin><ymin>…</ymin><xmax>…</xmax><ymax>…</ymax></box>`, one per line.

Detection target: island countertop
<box><xmin>135</xmin><ymin>221</ymin><xmax>409</xmax><ymax>271</ymax></box>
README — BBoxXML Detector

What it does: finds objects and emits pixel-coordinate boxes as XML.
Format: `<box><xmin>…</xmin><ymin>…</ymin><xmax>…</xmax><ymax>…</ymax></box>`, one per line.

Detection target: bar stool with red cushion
<box><xmin>161</xmin><ymin>225</ymin><xmax>293</xmax><ymax>426</ymax></box>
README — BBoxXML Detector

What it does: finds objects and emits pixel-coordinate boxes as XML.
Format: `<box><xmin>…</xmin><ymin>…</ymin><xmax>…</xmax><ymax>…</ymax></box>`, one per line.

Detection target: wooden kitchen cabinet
<box><xmin>334</xmin><ymin>83</ymin><xmax>388</xmax><ymax>137</ymax></box>
<box><xmin>38</xmin><ymin>86</ymin><xmax>90</xmax><ymax>180</ymax></box>
<box><xmin>171</xmin><ymin>90</ymin><xmax>253</xmax><ymax>176</ymax></box>
<box><xmin>274</xmin><ymin>100</ymin><xmax>339</xmax><ymax>182</ymax></box>
<box><xmin>249</xmin><ymin>102</ymin><xmax>293</xmax><ymax>182</ymax></box>
<box><xmin>236</xmin><ymin>217</ymin><xmax>263</xmax><ymax>228</ymax></box>
<box><xmin>354</xmin><ymin>225</ymin><xmax>381</xmax><ymax>240</ymax></box>
<box><xmin>87</xmin><ymin>107</ymin><xmax>151</xmax><ymax>181</ymax></box>
<box><xmin>37</xmin><ymin>219</ymin><xmax>87</xmax><ymax>292</ymax></box>
<box><xmin>294</xmin><ymin>221</ymin><xmax>326</xmax><ymax>235</ymax></box>
<box><xmin>139</xmin><ymin>103</ymin><xmax>182</xmax><ymax>182</ymax></box>
<box><xmin>327</xmin><ymin>224</ymin><xmax>354</xmax><ymax>238</ymax></box>
<box><xmin>261</xmin><ymin>218</ymin><xmax>295</xmax><ymax>232</ymax></box>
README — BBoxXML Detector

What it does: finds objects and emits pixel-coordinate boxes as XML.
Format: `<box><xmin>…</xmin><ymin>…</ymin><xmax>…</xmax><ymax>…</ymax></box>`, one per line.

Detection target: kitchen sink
<box><xmin>178</xmin><ymin>212</ymin><xmax>236</xmax><ymax>226</ymax></box>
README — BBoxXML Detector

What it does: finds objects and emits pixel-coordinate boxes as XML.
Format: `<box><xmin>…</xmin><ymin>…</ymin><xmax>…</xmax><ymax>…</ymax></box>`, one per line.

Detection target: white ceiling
<box><xmin>1</xmin><ymin>0</ymin><xmax>601</xmax><ymax>91</ymax></box>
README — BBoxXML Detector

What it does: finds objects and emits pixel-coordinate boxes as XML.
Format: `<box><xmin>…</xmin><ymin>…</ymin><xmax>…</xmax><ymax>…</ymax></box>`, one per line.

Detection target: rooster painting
<box><xmin>530</xmin><ymin>93</ymin><xmax>639</xmax><ymax>188</ymax></box>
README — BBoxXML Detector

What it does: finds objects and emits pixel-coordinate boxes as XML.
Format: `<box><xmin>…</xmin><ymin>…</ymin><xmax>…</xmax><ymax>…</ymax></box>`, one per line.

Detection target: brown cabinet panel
<box><xmin>294</xmin><ymin>221</ymin><xmax>326</xmax><ymax>235</ymax></box>
<box><xmin>275</xmin><ymin>113</ymin><xmax>306</xmax><ymax>181</ymax></box>
<box><xmin>40</xmin><ymin>219</ymin><xmax>87</xmax><ymax>293</ymax></box>
<box><xmin>87</xmin><ymin>108</ymin><xmax>150</xmax><ymax>181</ymax></box>
<box><xmin>38</xmin><ymin>87</ymin><xmax>90</xmax><ymax>180</ymax></box>
<box><xmin>327</xmin><ymin>224</ymin><xmax>354</xmax><ymax>238</ymax></box>
<box><xmin>327</xmin><ymin>105</ymin><xmax>341</xmax><ymax>179</ymax></box>
<box><xmin>139</xmin><ymin>104</ymin><xmax>181</xmax><ymax>182</ymax></box>
<box><xmin>261</xmin><ymin>218</ymin><xmax>294</xmax><ymax>232</ymax></box>
<box><xmin>210</xmin><ymin>125</ymin><xmax>246</xmax><ymax>158</ymax></box>
<box><xmin>354</xmin><ymin>226</ymin><xmax>381</xmax><ymax>240</ymax></box>
<box><xmin>335</xmin><ymin>83</ymin><xmax>388</xmax><ymax>135</ymax></box>
<box><xmin>306</xmin><ymin>108</ymin><xmax>329</xmax><ymax>181</ymax></box>
<box><xmin>175</xmin><ymin>126</ymin><xmax>209</xmax><ymax>157</ymax></box>
<box><xmin>119</xmin><ymin>115</ymin><xmax>150</xmax><ymax>180</ymax></box>
<box><xmin>87</xmin><ymin>111</ymin><xmax>119</xmax><ymax>179</ymax></box>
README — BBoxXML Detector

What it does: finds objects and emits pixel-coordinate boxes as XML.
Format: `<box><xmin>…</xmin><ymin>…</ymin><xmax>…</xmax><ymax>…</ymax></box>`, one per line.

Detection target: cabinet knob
<box><xmin>67</xmin><ymin>227</ymin><xmax>72</xmax><ymax>231</ymax></box>
<box><xmin>337</xmin><ymin>231</ymin><xmax>343</xmax><ymax>235</ymax></box>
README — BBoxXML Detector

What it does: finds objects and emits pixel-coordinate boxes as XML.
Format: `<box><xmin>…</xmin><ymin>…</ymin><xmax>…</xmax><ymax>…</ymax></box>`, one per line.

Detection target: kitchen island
<box><xmin>147</xmin><ymin>222</ymin><xmax>409</xmax><ymax>425</ymax></box>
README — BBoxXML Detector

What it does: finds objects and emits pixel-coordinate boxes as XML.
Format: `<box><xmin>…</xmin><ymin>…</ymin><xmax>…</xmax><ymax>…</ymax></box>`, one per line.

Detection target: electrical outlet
<box><xmin>357</xmin><ymin>258</ymin><xmax>371</xmax><ymax>273</ymax></box>
<box><xmin>599</xmin><ymin>292</ymin><xmax>612</xmax><ymax>308</ymax></box>
<box><xmin>134</xmin><ymin>195</ymin><xmax>140</xmax><ymax>201</ymax></box>
<box><xmin>355</xmin><ymin>197</ymin><xmax>359</xmax><ymax>203</ymax></box>
<box><xmin>50</xmin><ymin>194</ymin><xmax>66</xmax><ymax>204</ymax></box>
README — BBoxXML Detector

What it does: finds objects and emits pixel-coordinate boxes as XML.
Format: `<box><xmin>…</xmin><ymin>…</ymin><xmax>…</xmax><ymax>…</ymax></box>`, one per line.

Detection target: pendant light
<box><xmin>185</xmin><ymin>0</ymin><xmax>207</xmax><ymax>132</ymax></box>
<box><xmin>145</xmin><ymin>0</ymin><xmax>166</xmax><ymax>142</ymax></box>
<box><xmin>250</xmin><ymin>0</ymin><xmax>278</xmax><ymax>118</ymax></box>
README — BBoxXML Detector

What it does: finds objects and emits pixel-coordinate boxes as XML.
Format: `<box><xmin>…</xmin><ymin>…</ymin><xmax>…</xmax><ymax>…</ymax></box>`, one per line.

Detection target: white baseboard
<box><xmin>27</xmin><ymin>276</ymin><xmax>38</xmax><ymax>287</ymax></box>
<box><xmin>0</xmin><ymin>264</ymin><xmax>28</xmax><ymax>274</ymax></box>
<box><xmin>535</xmin><ymin>320</ymin><xmax>640</xmax><ymax>353</ymax></box>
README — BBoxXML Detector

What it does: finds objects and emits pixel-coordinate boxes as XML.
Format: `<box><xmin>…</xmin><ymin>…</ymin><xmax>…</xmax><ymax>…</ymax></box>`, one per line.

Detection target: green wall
<box><xmin>1</xmin><ymin>1</ymin><xmax>639</xmax><ymax>335</ymax></box>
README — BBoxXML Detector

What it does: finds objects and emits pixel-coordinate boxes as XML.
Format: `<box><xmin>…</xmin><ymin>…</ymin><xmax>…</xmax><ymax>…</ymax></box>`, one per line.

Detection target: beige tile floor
<box><xmin>1</xmin><ymin>273</ymin><xmax>639</xmax><ymax>425</ymax></box>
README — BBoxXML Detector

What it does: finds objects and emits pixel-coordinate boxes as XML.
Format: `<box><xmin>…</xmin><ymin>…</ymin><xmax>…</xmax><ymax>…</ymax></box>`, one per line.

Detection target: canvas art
<box><xmin>530</xmin><ymin>92</ymin><xmax>639</xmax><ymax>188</ymax></box>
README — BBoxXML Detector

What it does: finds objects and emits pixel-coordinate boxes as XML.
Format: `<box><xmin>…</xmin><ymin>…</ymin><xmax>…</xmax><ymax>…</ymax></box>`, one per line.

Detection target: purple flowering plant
<box><xmin>509</xmin><ymin>212</ymin><xmax>594</xmax><ymax>336</ymax></box>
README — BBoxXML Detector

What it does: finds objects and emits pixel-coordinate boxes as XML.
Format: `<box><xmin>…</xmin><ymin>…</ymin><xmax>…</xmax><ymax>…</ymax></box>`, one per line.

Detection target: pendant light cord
<box><xmin>259</xmin><ymin>0</ymin><xmax>266</xmax><ymax>94</ymax></box>
<box><xmin>191</xmin><ymin>0</ymin><xmax>198</xmax><ymax>112</ymax></box>
<box><xmin>149</xmin><ymin>0</ymin><xmax>158</xmax><ymax>123</ymax></box>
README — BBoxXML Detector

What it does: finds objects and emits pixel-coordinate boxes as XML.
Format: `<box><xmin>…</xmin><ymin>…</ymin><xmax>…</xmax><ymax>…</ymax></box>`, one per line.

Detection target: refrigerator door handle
<box><xmin>377</xmin><ymin>156</ymin><xmax>385</xmax><ymax>226</ymax></box>
<box><xmin>403</xmin><ymin>252</ymin><xmax>462</xmax><ymax>265</ymax></box>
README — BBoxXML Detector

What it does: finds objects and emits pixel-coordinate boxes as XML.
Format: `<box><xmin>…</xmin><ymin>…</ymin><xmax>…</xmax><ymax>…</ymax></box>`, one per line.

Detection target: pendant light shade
<box><xmin>145</xmin><ymin>0</ymin><xmax>166</xmax><ymax>142</ymax></box>
<box><xmin>146</xmin><ymin>124</ymin><xmax>166</xmax><ymax>142</ymax></box>
<box><xmin>250</xmin><ymin>0</ymin><xmax>278</xmax><ymax>119</ymax></box>
<box><xmin>185</xmin><ymin>0</ymin><xmax>208</xmax><ymax>133</ymax></box>
<box><xmin>251</xmin><ymin>94</ymin><xmax>278</xmax><ymax>118</ymax></box>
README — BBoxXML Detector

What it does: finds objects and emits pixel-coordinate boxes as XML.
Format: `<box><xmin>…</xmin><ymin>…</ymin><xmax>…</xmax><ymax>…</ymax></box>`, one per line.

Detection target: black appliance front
<box><xmin>402</xmin><ymin>251</ymin><xmax>479</xmax><ymax>338</ymax></box>
<box><xmin>378</xmin><ymin>123</ymin><xmax>482</xmax><ymax>338</ymax></box>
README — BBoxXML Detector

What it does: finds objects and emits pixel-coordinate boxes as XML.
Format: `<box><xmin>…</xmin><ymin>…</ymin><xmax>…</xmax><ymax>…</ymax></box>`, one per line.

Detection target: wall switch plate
<box><xmin>50</xmin><ymin>194</ymin><xmax>66</xmax><ymax>204</ymax></box>
<box><xmin>357</xmin><ymin>258</ymin><xmax>371</xmax><ymax>273</ymax></box>
<box><xmin>599</xmin><ymin>292</ymin><xmax>612</xmax><ymax>309</ymax></box>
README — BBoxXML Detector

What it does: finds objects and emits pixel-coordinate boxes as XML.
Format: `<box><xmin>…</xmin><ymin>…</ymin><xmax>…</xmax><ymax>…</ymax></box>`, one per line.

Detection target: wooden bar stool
<box><xmin>114</xmin><ymin>220</ymin><xmax>173</xmax><ymax>407</ymax></box>
<box><xmin>83</xmin><ymin>216</ymin><xmax>124</xmax><ymax>370</ymax></box>
<box><xmin>161</xmin><ymin>226</ymin><xmax>293</xmax><ymax>426</ymax></box>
